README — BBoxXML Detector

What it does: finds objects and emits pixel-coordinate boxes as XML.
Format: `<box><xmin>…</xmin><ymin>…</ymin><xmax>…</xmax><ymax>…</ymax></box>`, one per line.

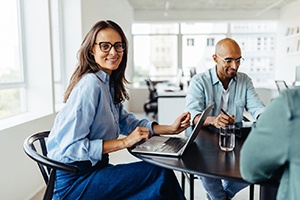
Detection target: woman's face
<box><xmin>92</xmin><ymin>28</ymin><xmax>124</xmax><ymax>75</ymax></box>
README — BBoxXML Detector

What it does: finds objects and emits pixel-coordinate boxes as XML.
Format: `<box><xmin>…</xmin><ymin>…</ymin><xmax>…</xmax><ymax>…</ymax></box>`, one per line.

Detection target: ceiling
<box><xmin>127</xmin><ymin>0</ymin><xmax>297</xmax><ymax>12</ymax></box>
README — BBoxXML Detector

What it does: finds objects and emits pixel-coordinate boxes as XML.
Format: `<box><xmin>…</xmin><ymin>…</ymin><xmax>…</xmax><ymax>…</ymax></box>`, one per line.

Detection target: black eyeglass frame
<box><xmin>94</xmin><ymin>42</ymin><xmax>126</xmax><ymax>53</ymax></box>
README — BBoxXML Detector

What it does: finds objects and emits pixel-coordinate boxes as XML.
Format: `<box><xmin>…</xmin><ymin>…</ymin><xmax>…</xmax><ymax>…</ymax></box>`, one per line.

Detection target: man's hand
<box><xmin>213</xmin><ymin>113</ymin><xmax>235</xmax><ymax>128</ymax></box>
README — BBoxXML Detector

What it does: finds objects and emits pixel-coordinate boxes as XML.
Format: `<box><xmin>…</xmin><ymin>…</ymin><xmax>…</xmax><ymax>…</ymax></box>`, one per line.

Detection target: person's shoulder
<box><xmin>286</xmin><ymin>86</ymin><xmax>300</xmax><ymax>95</ymax></box>
<box><xmin>282</xmin><ymin>87</ymin><xmax>300</xmax><ymax>106</ymax></box>
<box><xmin>76</xmin><ymin>73</ymin><xmax>104</xmax><ymax>91</ymax></box>
<box><xmin>237</xmin><ymin>71</ymin><xmax>250</xmax><ymax>78</ymax></box>
<box><xmin>236</xmin><ymin>72</ymin><xmax>253</xmax><ymax>83</ymax></box>
<box><xmin>81</xmin><ymin>72</ymin><xmax>104</xmax><ymax>84</ymax></box>
<box><xmin>193</xmin><ymin>68</ymin><xmax>212</xmax><ymax>80</ymax></box>
<box><xmin>79</xmin><ymin>73</ymin><xmax>95</xmax><ymax>80</ymax></box>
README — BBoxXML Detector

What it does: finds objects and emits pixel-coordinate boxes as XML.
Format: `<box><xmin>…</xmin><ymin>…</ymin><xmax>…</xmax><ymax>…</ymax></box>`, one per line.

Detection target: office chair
<box><xmin>143</xmin><ymin>79</ymin><xmax>158</xmax><ymax>118</ymax></box>
<box><xmin>23</xmin><ymin>131</ymin><xmax>79</xmax><ymax>200</ymax></box>
<box><xmin>275</xmin><ymin>80</ymin><xmax>289</xmax><ymax>92</ymax></box>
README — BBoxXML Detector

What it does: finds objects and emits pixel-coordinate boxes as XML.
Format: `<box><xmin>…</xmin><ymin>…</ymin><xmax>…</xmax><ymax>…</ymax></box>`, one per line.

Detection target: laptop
<box><xmin>131</xmin><ymin>103</ymin><xmax>214</xmax><ymax>157</ymax></box>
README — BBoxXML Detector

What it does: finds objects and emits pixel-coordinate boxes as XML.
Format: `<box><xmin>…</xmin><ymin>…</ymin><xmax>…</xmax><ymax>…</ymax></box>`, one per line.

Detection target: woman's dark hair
<box><xmin>64</xmin><ymin>20</ymin><xmax>129</xmax><ymax>104</ymax></box>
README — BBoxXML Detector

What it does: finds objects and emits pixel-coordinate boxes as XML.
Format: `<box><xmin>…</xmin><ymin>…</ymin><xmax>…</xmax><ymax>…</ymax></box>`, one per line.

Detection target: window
<box><xmin>0</xmin><ymin>0</ymin><xmax>65</xmax><ymax>128</ymax></box>
<box><xmin>187</xmin><ymin>38</ymin><xmax>194</xmax><ymax>46</ymax></box>
<box><xmin>50</xmin><ymin>0</ymin><xmax>65</xmax><ymax>107</ymax></box>
<box><xmin>231</xmin><ymin>22</ymin><xmax>277</xmax><ymax>84</ymax></box>
<box><xmin>181</xmin><ymin>23</ymin><xmax>227</xmax><ymax>78</ymax></box>
<box><xmin>132</xmin><ymin>21</ymin><xmax>277</xmax><ymax>87</ymax></box>
<box><xmin>207</xmin><ymin>38</ymin><xmax>215</xmax><ymax>46</ymax></box>
<box><xmin>132</xmin><ymin>23</ymin><xmax>179</xmax><ymax>83</ymax></box>
<box><xmin>0</xmin><ymin>0</ymin><xmax>26</xmax><ymax>119</ymax></box>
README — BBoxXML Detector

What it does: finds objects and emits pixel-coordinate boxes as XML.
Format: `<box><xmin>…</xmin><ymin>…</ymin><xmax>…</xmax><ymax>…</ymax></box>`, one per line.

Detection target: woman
<box><xmin>47</xmin><ymin>20</ymin><xmax>190</xmax><ymax>200</ymax></box>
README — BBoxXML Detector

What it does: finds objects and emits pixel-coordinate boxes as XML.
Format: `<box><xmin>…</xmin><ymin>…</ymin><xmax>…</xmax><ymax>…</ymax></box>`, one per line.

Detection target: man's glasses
<box><xmin>215</xmin><ymin>54</ymin><xmax>244</xmax><ymax>65</ymax></box>
<box><xmin>95</xmin><ymin>42</ymin><xmax>126</xmax><ymax>53</ymax></box>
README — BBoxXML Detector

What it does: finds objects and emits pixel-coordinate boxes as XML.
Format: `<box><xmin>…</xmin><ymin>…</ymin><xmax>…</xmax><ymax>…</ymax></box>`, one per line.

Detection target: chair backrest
<box><xmin>23</xmin><ymin>131</ymin><xmax>78</xmax><ymax>200</ymax></box>
<box><xmin>275</xmin><ymin>80</ymin><xmax>289</xmax><ymax>92</ymax></box>
<box><xmin>145</xmin><ymin>78</ymin><xmax>156</xmax><ymax>91</ymax></box>
<box><xmin>145</xmin><ymin>79</ymin><xmax>158</xmax><ymax>99</ymax></box>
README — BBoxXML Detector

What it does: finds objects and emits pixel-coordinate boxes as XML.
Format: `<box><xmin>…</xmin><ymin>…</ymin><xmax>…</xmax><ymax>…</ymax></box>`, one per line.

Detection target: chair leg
<box><xmin>181</xmin><ymin>172</ymin><xmax>195</xmax><ymax>200</ymax></box>
<box><xmin>190</xmin><ymin>174</ymin><xmax>194</xmax><ymax>200</ymax></box>
<box><xmin>44</xmin><ymin>169</ymin><xmax>56</xmax><ymax>200</ymax></box>
<box><xmin>249</xmin><ymin>184</ymin><xmax>254</xmax><ymax>200</ymax></box>
<box><xmin>181</xmin><ymin>172</ymin><xmax>185</xmax><ymax>193</ymax></box>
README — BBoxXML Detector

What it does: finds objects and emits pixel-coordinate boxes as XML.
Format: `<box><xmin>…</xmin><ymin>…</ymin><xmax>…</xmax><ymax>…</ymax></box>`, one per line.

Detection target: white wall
<box><xmin>81</xmin><ymin>0</ymin><xmax>134</xmax><ymax>81</ymax></box>
<box><xmin>0</xmin><ymin>114</ymin><xmax>57</xmax><ymax>200</ymax></box>
<box><xmin>275</xmin><ymin>0</ymin><xmax>300</xmax><ymax>84</ymax></box>
<box><xmin>61</xmin><ymin>0</ymin><xmax>83</xmax><ymax>86</ymax></box>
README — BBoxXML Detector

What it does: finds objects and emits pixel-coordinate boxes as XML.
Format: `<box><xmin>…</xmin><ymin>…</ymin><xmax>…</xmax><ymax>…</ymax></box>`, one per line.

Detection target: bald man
<box><xmin>185</xmin><ymin>38</ymin><xmax>265</xmax><ymax>200</ymax></box>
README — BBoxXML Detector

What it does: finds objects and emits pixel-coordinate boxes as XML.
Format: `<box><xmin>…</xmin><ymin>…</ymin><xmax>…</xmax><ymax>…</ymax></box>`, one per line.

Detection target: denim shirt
<box><xmin>185</xmin><ymin>67</ymin><xmax>265</xmax><ymax>123</ymax></box>
<box><xmin>47</xmin><ymin>70</ymin><xmax>155</xmax><ymax>166</ymax></box>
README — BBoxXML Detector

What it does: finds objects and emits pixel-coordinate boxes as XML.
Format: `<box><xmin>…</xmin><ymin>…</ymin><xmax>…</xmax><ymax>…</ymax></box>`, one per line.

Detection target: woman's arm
<box><xmin>153</xmin><ymin>112</ymin><xmax>190</xmax><ymax>134</ymax></box>
<box><xmin>102</xmin><ymin>126</ymin><xmax>152</xmax><ymax>154</ymax></box>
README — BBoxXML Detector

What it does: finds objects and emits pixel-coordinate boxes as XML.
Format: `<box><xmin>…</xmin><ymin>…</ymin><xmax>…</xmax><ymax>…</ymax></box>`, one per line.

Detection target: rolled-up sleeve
<box><xmin>244</xmin><ymin>77</ymin><xmax>265</xmax><ymax>119</ymax></box>
<box><xmin>185</xmin><ymin>76</ymin><xmax>207</xmax><ymax>122</ymax></box>
<box><xmin>118</xmin><ymin>104</ymin><xmax>157</xmax><ymax>135</ymax></box>
<box><xmin>47</xmin><ymin>75</ymin><xmax>104</xmax><ymax>164</ymax></box>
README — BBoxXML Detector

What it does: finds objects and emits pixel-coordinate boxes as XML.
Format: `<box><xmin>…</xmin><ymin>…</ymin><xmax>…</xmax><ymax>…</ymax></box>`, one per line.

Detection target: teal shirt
<box><xmin>240</xmin><ymin>87</ymin><xmax>300</xmax><ymax>200</ymax></box>
<box><xmin>185</xmin><ymin>67</ymin><xmax>265</xmax><ymax>123</ymax></box>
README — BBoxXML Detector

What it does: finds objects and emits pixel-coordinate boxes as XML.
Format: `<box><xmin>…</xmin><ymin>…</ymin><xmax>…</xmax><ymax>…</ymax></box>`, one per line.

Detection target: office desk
<box><xmin>130</xmin><ymin>127</ymin><xmax>277</xmax><ymax>200</ymax></box>
<box><xmin>157</xmin><ymin>90</ymin><xmax>186</xmax><ymax>124</ymax></box>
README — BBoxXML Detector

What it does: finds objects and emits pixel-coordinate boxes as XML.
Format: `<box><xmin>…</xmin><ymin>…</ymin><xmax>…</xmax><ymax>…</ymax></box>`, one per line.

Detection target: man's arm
<box><xmin>185</xmin><ymin>75</ymin><xmax>207</xmax><ymax>124</ymax></box>
<box><xmin>244</xmin><ymin>77</ymin><xmax>265</xmax><ymax>119</ymax></box>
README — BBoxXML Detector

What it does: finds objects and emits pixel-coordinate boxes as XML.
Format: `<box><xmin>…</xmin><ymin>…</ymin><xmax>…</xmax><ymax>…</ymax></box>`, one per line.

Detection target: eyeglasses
<box><xmin>215</xmin><ymin>54</ymin><xmax>244</xmax><ymax>65</ymax></box>
<box><xmin>94</xmin><ymin>42</ymin><xmax>126</xmax><ymax>53</ymax></box>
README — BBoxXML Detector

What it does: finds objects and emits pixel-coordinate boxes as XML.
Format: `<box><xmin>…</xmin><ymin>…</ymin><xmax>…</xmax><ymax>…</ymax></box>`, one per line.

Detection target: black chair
<box><xmin>23</xmin><ymin>131</ymin><xmax>79</xmax><ymax>200</ymax></box>
<box><xmin>143</xmin><ymin>79</ymin><xmax>158</xmax><ymax>118</ymax></box>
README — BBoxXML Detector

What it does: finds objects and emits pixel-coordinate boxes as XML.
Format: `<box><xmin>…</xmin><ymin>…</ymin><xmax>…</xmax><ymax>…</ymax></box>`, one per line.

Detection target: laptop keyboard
<box><xmin>156</xmin><ymin>137</ymin><xmax>187</xmax><ymax>153</ymax></box>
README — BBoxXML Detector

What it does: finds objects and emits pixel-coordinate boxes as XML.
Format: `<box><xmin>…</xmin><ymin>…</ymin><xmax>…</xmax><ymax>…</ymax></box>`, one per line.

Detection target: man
<box><xmin>185</xmin><ymin>38</ymin><xmax>265</xmax><ymax>200</ymax></box>
<box><xmin>240</xmin><ymin>87</ymin><xmax>300</xmax><ymax>200</ymax></box>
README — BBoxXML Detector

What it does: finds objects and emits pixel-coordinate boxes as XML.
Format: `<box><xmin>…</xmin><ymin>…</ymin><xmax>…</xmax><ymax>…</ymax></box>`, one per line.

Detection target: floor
<box><xmin>31</xmin><ymin>112</ymin><xmax>260</xmax><ymax>200</ymax></box>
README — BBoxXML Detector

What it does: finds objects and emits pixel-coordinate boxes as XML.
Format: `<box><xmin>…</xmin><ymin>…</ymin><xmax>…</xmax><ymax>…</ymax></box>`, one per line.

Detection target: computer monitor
<box><xmin>295</xmin><ymin>66</ymin><xmax>300</xmax><ymax>85</ymax></box>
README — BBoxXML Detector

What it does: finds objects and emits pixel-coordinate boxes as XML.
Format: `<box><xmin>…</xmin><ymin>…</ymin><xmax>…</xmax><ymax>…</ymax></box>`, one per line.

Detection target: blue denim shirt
<box><xmin>185</xmin><ymin>67</ymin><xmax>265</xmax><ymax>123</ymax></box>
<box><xmin>47</xmin><ymin>70</ymin><xmax>155</xmax><ymax>166</ymax></box>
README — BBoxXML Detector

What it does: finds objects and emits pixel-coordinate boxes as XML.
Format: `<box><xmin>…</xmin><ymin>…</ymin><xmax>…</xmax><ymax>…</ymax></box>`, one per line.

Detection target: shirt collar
<box><xmin>95</xmin><ymin>70</ymin><xmax>110</xmax><ymax>84</ymax></box>
<box><xmin>212</xmin><ymin>66</ymin><xmax>237</xmax><ymax>85</ymax></box>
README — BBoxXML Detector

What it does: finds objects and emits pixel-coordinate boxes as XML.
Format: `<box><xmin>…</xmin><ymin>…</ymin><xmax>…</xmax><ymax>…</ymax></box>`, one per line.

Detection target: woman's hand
<box><xmin>103</xmin><ymin>127</ymin><xmax>151</xmax><ymax>154</ymax></box>
<box><xmin>153</xmin><ymin>112</ymin><xmax>191</xmax><ymax>135</ymax></box>
<box><xmin>170</xmin><ymin>112</ymin><xmax>191</xmax><ymax>134</ymax></box>
<box><xmin>122</xmin><ymin>126</ymin><xmax>152</xmax><ymax>148</ymax></box>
